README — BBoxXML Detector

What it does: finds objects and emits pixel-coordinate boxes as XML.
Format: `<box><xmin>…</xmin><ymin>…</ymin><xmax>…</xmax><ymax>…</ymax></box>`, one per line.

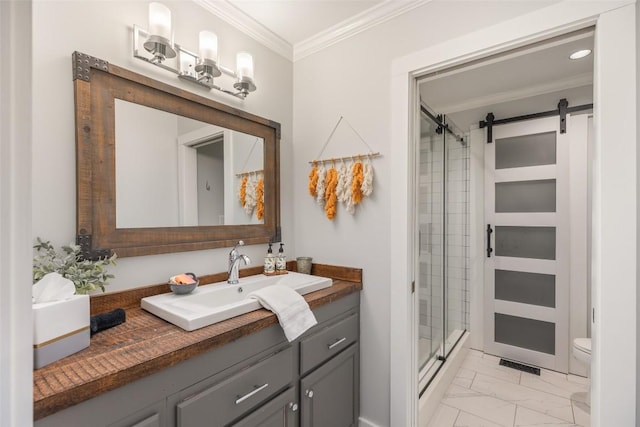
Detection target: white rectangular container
<box><xmin>33</xmin><ymin>294</ymin><xmax>90</xmax><ymax>369</ymax></box>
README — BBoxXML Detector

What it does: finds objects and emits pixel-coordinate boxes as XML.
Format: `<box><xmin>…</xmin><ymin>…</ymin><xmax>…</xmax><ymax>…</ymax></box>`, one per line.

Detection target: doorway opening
<box><xmin>414</xmin><ymin>26</ymin><xmax>594</xmax><ymax>421</ymax></box>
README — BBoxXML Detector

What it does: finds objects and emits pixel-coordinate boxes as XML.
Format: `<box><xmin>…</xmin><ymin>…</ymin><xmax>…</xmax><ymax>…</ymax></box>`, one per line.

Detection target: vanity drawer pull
<box><xmin>328</xmin><ymin>337</ymin><xmax>347</xmax><ymax>350</ymax></box>
<box><xmin>235</xmin><ymin>383</ymin><xmax>269</xmax><ymax>405</ymax></box>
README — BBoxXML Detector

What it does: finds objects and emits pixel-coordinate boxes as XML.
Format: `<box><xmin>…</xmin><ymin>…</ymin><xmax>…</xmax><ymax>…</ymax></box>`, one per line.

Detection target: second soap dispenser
<box><xmin>276</xmin><ymin>243</ymin><xmax>287</xmax><ymax>275</ymax></box>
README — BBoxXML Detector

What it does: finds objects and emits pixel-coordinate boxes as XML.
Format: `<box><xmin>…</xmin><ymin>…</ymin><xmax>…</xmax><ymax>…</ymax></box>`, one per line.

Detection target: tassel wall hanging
<box><xmin>307</xmin><ymin>116</ymin><xmax>381</xmax><ymax>219</ymax></box>
<box><xmin>236</xmin><ymin>137</ymin><xmax>265</xmax><ymax>221</ymax></box>
<box><xmin>236</xmin><ymin>171</ymin><xmax>264</xmax><ymax>220</ymax></box>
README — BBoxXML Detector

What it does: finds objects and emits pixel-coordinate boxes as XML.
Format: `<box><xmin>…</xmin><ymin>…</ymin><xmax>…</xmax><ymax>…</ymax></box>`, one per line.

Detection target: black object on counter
<box><xmin>90</xmin><ymin>308</ymin><xmax>126</xmax><ymax>336</ymax></box>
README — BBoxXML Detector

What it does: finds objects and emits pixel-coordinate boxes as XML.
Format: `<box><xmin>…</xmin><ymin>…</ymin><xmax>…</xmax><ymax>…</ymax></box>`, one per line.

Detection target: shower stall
<box><xmin>417</xmin><ymin>102</ymin><xmax>470</xmax><ymax>393</ymax></box>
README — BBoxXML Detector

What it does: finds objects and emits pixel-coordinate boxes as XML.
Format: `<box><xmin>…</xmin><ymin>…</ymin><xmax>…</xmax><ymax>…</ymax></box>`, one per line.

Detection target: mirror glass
<box><xmin>115</xmin><ymin>100</ymin><xmax>264</xmax><ymax>228</ymax></box>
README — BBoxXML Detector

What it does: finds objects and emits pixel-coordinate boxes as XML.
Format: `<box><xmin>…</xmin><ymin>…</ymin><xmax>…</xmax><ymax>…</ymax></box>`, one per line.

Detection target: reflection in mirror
<box><xmin>115</xmin><ymin>100</ymin><xmax>264</xmax><ymax>228</ymax></box>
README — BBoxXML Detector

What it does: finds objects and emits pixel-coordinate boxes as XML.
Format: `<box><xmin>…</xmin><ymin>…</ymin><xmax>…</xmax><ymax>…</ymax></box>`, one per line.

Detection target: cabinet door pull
<box><xmin>289</xmin><ymin>402</ymin><xmax>298</xmax><ymax>412</ymax></box>
<box><xmin>328</xmin><ymin>337</ymin><xmax>347</xmax><ymax>350</ymax></box>
<box><xmin>235</xmin><ymin>383</ymin><xmax>269</xmax><ymax>405</ymax></box>
<box><xmin>305</xmin><ymin>389</ymin><xmax>314</xmax><ymax>398</ymax></box>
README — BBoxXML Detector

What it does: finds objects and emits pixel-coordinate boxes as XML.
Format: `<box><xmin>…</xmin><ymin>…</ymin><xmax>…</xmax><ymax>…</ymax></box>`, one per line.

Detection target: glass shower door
<box><xmin>417</xmin><ymin>107</ymin><xmax>469</xmax><ymax>392</ymax></box>
<box><xmin>417</xmin><ymin>115</ymin><xmax>444</xmax><ymax>380</ymax></box>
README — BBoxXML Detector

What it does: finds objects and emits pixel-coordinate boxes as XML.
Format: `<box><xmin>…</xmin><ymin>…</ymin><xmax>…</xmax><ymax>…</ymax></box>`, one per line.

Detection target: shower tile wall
<box><xmin>447</xmin><ymin>141</ymin><xmax>470</xmax><ymax>336</ymax></box>
<box><xmin>419</xmin><ymin>135</ymin><xmax>441</xmax><ymax>343</ymax></box>
<box><xmin>419</xmin><ymin>132</ymin><xmax>470</xmax><ymax>350</ymax></box>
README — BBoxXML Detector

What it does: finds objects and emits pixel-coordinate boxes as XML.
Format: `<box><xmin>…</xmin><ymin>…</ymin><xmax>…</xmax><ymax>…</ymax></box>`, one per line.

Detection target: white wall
<box><xmin>292</xmin><ymin>2</ymin><xmax>560</xmax><ymax>425</ymax></box>
<box><xmin>1</xmin><ymin>2</ymin><xmax>33</xmax><ymax>426</ymax></box>
<box><xmin>32</xmin><ymin>0</ymin><xmax>293</xmax><ymax>292</ymax></box>
<box><xmin>115</xmin><ymin>100</ymin><xmax>180</xmax><ymax>228</ymax></box>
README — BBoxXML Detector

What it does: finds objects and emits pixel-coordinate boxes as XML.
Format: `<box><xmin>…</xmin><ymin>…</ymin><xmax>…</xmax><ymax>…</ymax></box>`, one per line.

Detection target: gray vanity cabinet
<box><xmin>35</xmin><ymin>292</ymin><xmax>360</xmax><ymax>427</ymax></box>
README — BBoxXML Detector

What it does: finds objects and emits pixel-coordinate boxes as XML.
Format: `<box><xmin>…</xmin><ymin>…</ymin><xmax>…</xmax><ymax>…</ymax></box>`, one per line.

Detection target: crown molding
<box><xmin>195</xmin><ymin>0</ymin><xmax>293</xmax><ymax>61</ymax></box>
<box><xmin>195</xmin><ymin>0</ymin><xmax>432</xmax><ymax>63</ymax></box>
<box><xmin>293</xmin><ymin>0</ymin><xmax>432</xmax><ymax>62</ymax></box>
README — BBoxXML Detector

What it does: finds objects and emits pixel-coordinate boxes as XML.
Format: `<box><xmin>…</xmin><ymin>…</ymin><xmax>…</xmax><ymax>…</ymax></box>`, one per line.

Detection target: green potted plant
<box><xmin>33</xmin><ymin>237</ymin><xmax>117</xmax><ymax>294</ymax></box>
<box><xmin>32</xmin><ymin>238</ymin><xmax>117</xmax><ymax>368</ymax></box>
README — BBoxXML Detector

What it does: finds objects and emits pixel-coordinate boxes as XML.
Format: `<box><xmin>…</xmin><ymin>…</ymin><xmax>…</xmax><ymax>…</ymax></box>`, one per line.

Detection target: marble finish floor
<box><xmin>427</xmin><ymin>349</ymin><xmax>590</xmax><ymax>427</ymax></box>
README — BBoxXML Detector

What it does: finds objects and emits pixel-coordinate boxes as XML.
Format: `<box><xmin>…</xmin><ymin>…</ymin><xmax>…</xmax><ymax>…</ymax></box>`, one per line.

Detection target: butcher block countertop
<box><xmin>33</xmin><ymin>263</ymin><xmax>362</xmax><ymax>420</ymax></box>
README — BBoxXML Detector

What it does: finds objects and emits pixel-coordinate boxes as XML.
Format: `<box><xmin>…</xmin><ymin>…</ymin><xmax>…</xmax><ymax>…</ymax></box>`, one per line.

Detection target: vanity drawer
<box><xmin>300</xmin><ymin>312</ymin><xmax>358</xmax><ymax>375</ymax></box>
<box><xmin>176</xmin><ymin>346</ymin><xmax>294</xmax><ymax>427</ymax></box>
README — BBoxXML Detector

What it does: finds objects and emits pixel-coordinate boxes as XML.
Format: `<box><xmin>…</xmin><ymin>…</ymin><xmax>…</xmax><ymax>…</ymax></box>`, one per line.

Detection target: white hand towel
<box><xmin>248</xmin><ymin>285</ymin><xmax>317</xmax><ymax>342</ymax></box>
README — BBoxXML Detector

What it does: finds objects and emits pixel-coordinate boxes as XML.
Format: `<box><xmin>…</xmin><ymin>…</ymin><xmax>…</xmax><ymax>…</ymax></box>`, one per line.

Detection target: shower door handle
<box><xmin>487</xmin><ymin>224</ymin><xmax>493</xmax><ymax>258</ymax></box>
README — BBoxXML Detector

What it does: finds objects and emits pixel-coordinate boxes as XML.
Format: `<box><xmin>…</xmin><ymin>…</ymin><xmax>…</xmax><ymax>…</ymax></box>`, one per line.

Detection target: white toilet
<box><xmin>572</xmin><ymin>338</ymin><xmax>592</xmax><ymax>366</ymax></box>
<box><xmin>572</xmin><ymin>338</ymin><xmax>591</xmax><ymax>406</ymax></box>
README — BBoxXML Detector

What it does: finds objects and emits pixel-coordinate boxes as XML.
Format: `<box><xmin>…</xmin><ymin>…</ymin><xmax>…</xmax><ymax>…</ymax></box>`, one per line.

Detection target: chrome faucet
<box><xmin>228</xmin><ymin>240</ymin><xmax>250</xmax><ymax>284</ymax></box>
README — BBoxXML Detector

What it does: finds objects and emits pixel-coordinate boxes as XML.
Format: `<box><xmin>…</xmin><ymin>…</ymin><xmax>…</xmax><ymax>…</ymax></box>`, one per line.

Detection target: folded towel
<box><xmin>248</xmin><ymin>285</ymin><xmax>317</xmax><ymax>342</ymax></box>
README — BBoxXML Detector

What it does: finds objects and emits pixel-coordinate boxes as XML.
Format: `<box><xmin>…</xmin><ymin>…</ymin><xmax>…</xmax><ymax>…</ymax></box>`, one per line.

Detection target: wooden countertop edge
<box><xmin>33</xmin><ymin>266</ymin><xmax>362</xmax><ymax>420</ymax></box>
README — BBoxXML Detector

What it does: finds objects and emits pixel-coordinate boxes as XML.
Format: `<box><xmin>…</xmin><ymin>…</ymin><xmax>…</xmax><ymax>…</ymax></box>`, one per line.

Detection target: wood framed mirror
<box><xmin>73</xmin><ymin>52</ymin><xmax>280</xmax><ymax>259</ymax></box>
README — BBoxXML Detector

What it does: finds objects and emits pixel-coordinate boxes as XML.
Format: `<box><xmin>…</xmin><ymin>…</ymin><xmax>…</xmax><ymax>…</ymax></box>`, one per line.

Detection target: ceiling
<box><xmin>419</xmin><ymin>28</ymin><xmax>595</xmax><ymax>133</ymax></box>
<box><xmin>226</xmin><ymin>0</ymin><xmax>384</xmax><ymax>45</ymax></box>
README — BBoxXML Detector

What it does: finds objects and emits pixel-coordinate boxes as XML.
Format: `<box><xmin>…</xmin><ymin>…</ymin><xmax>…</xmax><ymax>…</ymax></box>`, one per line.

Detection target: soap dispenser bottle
<box><xmin>276</xmin><ymin>243</ymin><xmax>286</xmax><ymax>274</ymax></box>
<box><xmin>264</xmin><ymin>243</ymin><xmax>276</xmax><ymax>276</ymax></box>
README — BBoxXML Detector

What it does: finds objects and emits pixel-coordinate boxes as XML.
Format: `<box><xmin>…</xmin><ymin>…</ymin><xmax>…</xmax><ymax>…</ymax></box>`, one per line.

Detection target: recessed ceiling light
<box><xmin>569</xmin><ymin>49</ymin><xmax>592</xmax><ymax>60</ymax></box>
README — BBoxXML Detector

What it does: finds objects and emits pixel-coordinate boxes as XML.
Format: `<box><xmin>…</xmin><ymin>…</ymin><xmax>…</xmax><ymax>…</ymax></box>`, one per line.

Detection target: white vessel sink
<box><xmin>141</xmin><ymin>272</ymin><xmax>332</xmax><ymax>331</ymax></box>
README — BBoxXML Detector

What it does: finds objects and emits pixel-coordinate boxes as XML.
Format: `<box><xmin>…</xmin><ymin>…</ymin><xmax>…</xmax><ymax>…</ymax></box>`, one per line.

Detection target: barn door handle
<box><xmin>487</xmin><ymin>224</ymin><xmax>493</xmax><ymax>258</ymax></box>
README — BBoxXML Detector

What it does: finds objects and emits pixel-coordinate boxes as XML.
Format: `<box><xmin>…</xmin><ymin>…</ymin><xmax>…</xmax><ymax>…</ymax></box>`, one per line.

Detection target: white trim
<box><xmin>495</xmin><ymin>165</ymin><xmax>557</xmax><ymax>182</ymax></box>
<box><xmin>390</xmin><ymin>2</ymin><xmax>635</xmax><ymax>425</ymax></box>
<box><xmin>195</xmin><ymin>0</ymin><xmax>293</xmax><ymax>61</ymax></box>
<box><xmin>493</xmin><ymin>213</ymin><xmax>557</xmax><ymax>226</ymax></box>
<box><xmin>294</xmin><ymin>0</ymin><xmax>431</xmax><ymax>62</ymax></box>
<box><xmin>0</xmin><ymin>0</ymin><xmax>33</xmax><ymax>424</ymax></box>
<box><xmin>494</xmin><ymin>257</ymin><xmax>556</xmax><ymax>275</ymax></box>
<box><xmin>591</xmin><ymin>7</ymin><xmax>637</xmax><ymax>425</ymax></box>
<box><xmin>494</xmin><ymin>300</ymin><xmax>557</xmax><ymax>323</ymax></box>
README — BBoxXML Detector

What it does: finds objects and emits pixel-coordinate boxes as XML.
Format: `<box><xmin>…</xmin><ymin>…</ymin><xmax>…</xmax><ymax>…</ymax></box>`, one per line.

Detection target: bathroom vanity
<box><xmin>33</xmin><ymin>264</ymin><xmax>361</xmax><ymax>427</ymax></box>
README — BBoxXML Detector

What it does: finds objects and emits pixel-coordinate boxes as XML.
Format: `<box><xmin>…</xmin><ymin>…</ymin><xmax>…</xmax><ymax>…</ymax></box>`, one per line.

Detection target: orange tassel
<box><xmin>308</xmin><ymin>164</ymin><xmax>319</xmax><ymax>197</ymax></box>
<box><xmin>324</xmin><ymin>167</ymin><xmax>338</xmax><ymax>220</ymax></box>
<box><xmin>351</xmin><ymin>162</ymin><xmax>364</xmax><ymax>205</ymax></box>
<box><xmin>256</xmin><ymin>177</ymin><xmax>264</xmax><ymax>220</ymax></box>
<box><xmin>239</xmin><ymin>176</ymin><xmax>248</xmax><ymax>207</ymax></box>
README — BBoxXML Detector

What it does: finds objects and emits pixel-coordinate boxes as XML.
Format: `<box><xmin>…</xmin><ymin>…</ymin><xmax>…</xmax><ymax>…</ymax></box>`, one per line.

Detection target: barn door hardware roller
<box><xmin>479</xmin><ymin>98</ymin><xmax>593</xmax><ymax>144</ymax></box>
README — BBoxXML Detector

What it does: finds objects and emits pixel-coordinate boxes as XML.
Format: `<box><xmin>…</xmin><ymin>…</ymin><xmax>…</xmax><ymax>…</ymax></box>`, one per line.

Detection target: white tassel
<box><xmin>244</xmin><ymin>174</ymin><xmax>257</xmax><ymax>215</ymax></box>
<box><xmin>343</xmin><ymin>162</ymin><xmax>355</xmax><ymax>214</ymax></box>
<box><xmin>316</xmin><ymin>164</ymin><xmax>326</xmax><ymax>205</ymax></box>
<box><xmin>361</xmin><ymin>161</ymin><xmax>374</xmax><ymax>197</ymax></box>
<box><xmin>336</xmin><ymin>161</ymin><xmax>349</xmax><ymax>203</ymax></box>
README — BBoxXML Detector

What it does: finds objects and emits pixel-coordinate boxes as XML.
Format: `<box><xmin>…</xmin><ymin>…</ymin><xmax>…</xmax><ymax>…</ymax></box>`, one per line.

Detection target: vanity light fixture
<box><xmin>569</xmin><ymin>49</ymin><xmax>592</xmax><ymax>60</ymax></box>
<box><xmin>133</xmin><ymin>2</ymin><xmax>257</xmax><ymax>99</ymax></box>
<box><xmin>144</xmin><ymin>2</ymin><xmax>176</xmax><ymax>64</ymax></box>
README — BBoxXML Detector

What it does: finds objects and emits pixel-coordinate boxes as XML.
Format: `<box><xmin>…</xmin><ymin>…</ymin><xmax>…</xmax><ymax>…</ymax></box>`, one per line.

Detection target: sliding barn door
<box><xmin>484</xmin><ymin>116</ymin><xmax>569</xmax><ymax>373</ymax></box>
